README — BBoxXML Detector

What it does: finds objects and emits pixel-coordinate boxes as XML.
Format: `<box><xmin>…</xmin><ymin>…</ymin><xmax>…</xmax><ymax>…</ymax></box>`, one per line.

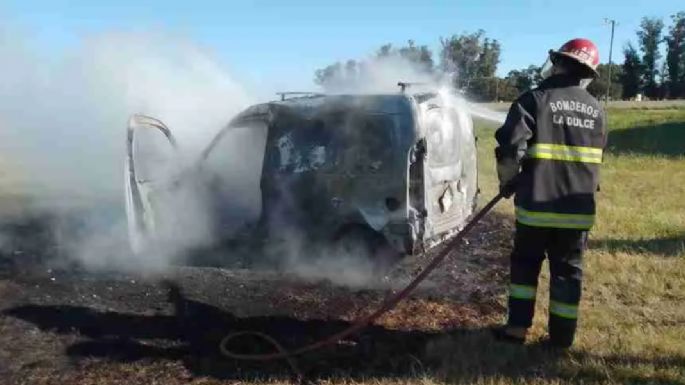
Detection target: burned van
<box><xmin>125</xmin><ymin>88</ymin><xmax>478</xmax><ymax>263</ymax></box>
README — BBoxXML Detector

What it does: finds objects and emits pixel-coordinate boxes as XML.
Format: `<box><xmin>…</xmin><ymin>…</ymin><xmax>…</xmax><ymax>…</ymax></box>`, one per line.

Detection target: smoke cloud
<box><xmin>0</xmin><ymin>27</ymin><xmax>256</xmax><ymax>272</ymax></box>
<box><xmin>0</xmin><ymin>26</ymin><xmax>505</xmax><ymax>287</ymax></box>
<box><xmin>0</xmin><ymin>231</ymin><xmax>8</xmax><ymax>255</ymax></box>
<box><xmin>0</xmin><ymin>29</ymin><xmax>253</xmax><ymax>198</ymax></box>
<box><xmin>315</xmin><ymin>53</ymin><xmax>506</xmax><ymax>123</ymax></box>
<box><xmin>316</xmin><ymin>54</ymin><xmax>440</xmax><ymax>94</ymax></box>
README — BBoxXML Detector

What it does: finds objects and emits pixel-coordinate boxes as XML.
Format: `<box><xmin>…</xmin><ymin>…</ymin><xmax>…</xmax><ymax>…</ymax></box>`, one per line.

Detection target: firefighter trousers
<box><xmin>506</xmin><ymin>223</ymin><xmax>588</xmax><ymax>347</ymax></box>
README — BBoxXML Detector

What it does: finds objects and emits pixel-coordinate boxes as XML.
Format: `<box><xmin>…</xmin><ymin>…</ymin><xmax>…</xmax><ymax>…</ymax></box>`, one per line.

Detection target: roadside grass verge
<box><xmin>441</xmin><ymin>106</ymin><xmax>685</xmax><ymax>384</ymax></box>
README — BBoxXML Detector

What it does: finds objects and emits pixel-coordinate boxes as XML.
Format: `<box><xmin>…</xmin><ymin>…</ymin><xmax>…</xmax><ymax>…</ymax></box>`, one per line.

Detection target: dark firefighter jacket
<box><xmin>495</xmin><ymin>74</ymin><xmax>607</xmax><ymax>230</ymax></box>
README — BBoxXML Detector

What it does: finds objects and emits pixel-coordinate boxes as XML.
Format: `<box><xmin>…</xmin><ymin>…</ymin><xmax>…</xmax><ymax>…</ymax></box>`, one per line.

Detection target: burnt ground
<box><xmin>0</xmin><ymin>212</ymin><xmax>513</xmax><ymax>385</ymax></box>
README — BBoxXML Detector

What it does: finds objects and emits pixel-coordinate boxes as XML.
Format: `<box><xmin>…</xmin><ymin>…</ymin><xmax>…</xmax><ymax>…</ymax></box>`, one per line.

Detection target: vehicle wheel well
<box><xmin>331</xmin><ymin>223</ymin><xmax>403</xmax><ymax>272</ymax></box>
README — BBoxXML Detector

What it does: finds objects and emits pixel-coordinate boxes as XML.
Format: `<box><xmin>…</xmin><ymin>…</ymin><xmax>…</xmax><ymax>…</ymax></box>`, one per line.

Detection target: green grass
<box><xmin>2</xmin><ymin>106</ymin><xmax>684</xmax><ymax>385</ymax></box>
<box><xmin>477</xmin><ymin>107</ymin><xmax>685</xmax><ymax>253</ymax></box>
<box><xmin>453</xmin><ymin>106</ymin><xmax>685</xmax><ymax>384</ymax></box>
<box><xmin>216</xmin><ymin>106</ymin><xmax>684</xmax><ymax>385</ymax></box>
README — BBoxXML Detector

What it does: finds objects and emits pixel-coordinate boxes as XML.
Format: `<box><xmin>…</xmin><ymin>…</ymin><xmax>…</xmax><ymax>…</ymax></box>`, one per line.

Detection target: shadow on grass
<box><xmin>4</xmin><ymin>282</ymin><xmax>684</xmax><ymax>384</ymax></box>
<box><xmin>561</xmin><ymin>353</ymin><xmax>685</xmax><ymax>385</ymax></box>
<box><xmin>607</xmin><ymin>121</ymin><xmax>685</xmax><ymax>157</ymax></box>
<box><xmin>429</xmin><ymin>334</ymin><xmax>685</xmax><ymax>385</ymax></box>
<box><xmin>589</xmin><ymin>234</ymin><xmax>685</xmax><ymax>257</ymax></box>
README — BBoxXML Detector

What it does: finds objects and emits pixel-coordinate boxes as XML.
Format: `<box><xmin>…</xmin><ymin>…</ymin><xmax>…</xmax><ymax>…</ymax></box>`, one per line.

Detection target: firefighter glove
<box><xmin>497</xmin><ymin>159</ymin><xmax>520</xmax><ymax>199</ymax></box>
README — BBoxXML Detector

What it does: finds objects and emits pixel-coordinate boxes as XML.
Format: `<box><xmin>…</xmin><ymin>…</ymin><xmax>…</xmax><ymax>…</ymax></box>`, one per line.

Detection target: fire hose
<box><xmin>219</xmin><ymin>191</ymin><xmax>506</xmax><ymax>376</ymax></box>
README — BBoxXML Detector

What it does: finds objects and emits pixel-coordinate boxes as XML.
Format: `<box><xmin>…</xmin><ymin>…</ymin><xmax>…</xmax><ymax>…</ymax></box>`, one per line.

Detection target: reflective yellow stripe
<box><xmin>516</xmin><ymin>207</ymin><xmax>595</xmax><ymax>230</ymax></box>
<box><xmin>533</xmin><ymin>143</ymin><xmax>603</xmax><ymax>155</ymax></box>
<box><xmin>510</xmin><ymin>284</ymin><xmax>536</xmax><ymax>300</ymax></box>
<box><xmin>550</xmin><ymin>301</ymin><xmax>579</xmax><ymax>319</ymax></box>
<box><xmin>528</xmin><ymin>143</ymin><xmax>603</xmax><ymax>164</ymax></box>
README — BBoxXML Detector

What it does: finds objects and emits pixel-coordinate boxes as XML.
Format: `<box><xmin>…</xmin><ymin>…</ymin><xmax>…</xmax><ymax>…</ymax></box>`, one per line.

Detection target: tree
<box><xmin>621</xmin><ymin>43</ymin><xmax>643</xmax><ymax>99</ymax></box>
<box><xmin>665</xmin><ymin>12</ymin><xmax>685</xmax><ymax>98</ymax></box>
<box><xmin>466</xmin><ymin>77</ymin><xmax>499</xmax><ymax>102</ymax></box>
<box><xmin>395</xmin><ymin>40</ymin><xmax>435</xmax><ymax>73</ymax></box>
<box><xmin>376</xmin><ymin>44</ymin><xmax>393</xmax><ymax>58</ymax></box>
<box><xmin>314</xmin><ymin>40</ymin><xmax>435</xmax><ymax>90</ymax></box>
<box><xmin>440</xmin><ymin>30</ymin><xmax>502</xmax><ymax>100</ymax></box>
<box><xmin>658</xmin><ymin>60</ymin><xmax>670</xmax><ymax>99</ymax></box>
<box><xmin>497</xmin><ymin>79</ymin><xmax>520</xmax><ymax>102</ymax></box>
<box><xmin>476</xmin><ymin>38</ymin><xmax>501</xmax><ymax>78</ymax></box>
<box><xmin>637</xmin><ymin>17</ymin><xmax>665</xmax><ymax>98</ymax></box>
<box><xmin>314</xmin><ymin>62</ymin><xmax>344</xmax><ymax>88</ymax></box>
<box><xmin>587</xmin><ymin>63</ymin><xmax>623</xmax><ymax>100</ymax></box>
<box><xmin>505</xmin><ymin>65</ymin><xmax>541</xmax><ymax>95</ymax></box>
<box><xmin>440</xmin><ymin>30</ymin><xmax>487</xmax><ymax>88</ymax></box>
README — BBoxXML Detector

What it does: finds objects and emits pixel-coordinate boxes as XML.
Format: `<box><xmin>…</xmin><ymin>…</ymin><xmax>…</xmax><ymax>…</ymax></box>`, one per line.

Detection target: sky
<box><xmin>1</xmin><ymin>0</ymin><xmax>682</xmax><ymax>94</ymax></box>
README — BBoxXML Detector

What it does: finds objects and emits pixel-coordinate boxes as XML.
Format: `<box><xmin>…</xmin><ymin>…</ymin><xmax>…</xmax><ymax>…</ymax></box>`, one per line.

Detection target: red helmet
<box><xmin>550</xmin><ymin>38</ymin><xmax>600</xmax><ymax>77</ymax></box>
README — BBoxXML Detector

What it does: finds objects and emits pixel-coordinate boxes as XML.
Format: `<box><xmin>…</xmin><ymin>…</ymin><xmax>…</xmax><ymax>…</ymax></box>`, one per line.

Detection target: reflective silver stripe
<box><xmin>510</xmin><ymin>284</ymin><xmax>536</xmax><ymax>300</ymax></box>
<box><xmin>550</xmin><ymin>301</ymin><xmax>579</xmax><ymax>319</ymax></box>
<box><xmin>516</xmin><ymin>207</ymin><xmax>595</xmax><ymax>230</ymax></box>
<box><xmin>528</xmin><ymin>143</ymin><xmax>603</xmax><ymax>164</ymax></box>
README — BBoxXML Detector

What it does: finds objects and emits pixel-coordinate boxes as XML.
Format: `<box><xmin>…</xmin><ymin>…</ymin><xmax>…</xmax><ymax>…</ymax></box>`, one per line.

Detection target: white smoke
<box><xmin>315</xmin><ymin>53</ymin><xmax>505</xmax><ymax>124</ymax></box>
<box><xmin>0</xmin><ymin>26</ymin><xmax>383</xmax><ymax>283</ymax></box>
<box><xmin>0</xmin><ymin>27</ymin><xmax>255</xmax><ymax>272</ymax></box>
<box><xmin>0</xmin><ymin>26</ymin><xmax>505</xmax><ymax>286</ymax></box>
<box><xmin>318</xmin><ymin>54</ymin><xmax>440</xmax><ymax>94</ymax></box>
<box><xmin>0</xmin><ymin>231</ymin><xmax>8</xmax><ymax>255</ymax></box>
<box><xmin>0</xmin><ymin>31</ymin><xmax>252</xmax><ymax>198</ymax></box>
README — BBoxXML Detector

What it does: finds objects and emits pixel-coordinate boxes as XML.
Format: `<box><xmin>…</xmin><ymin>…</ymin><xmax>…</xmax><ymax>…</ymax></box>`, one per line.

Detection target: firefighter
<box><xmin>492</xmin><ymin>38</ymin><xmax>607</xmax><ymax>348</ymax></box>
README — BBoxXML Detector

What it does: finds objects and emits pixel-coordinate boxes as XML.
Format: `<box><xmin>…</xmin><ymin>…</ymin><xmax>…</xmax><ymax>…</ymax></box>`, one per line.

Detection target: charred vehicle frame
<box><xmin>125</xmin><ymin>85</ymin><xmax>479</xmax><ymax>265</ymax></box>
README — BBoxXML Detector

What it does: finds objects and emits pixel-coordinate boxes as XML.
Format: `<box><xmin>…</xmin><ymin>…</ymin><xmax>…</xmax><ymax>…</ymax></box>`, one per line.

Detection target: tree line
<box><xmin>313</xmin><ymin>10</ymin><xmax>685</xmax><ymax>101</ymax></box>
<box><xmin>620</xmin><ymin>12</ymin><xmax>685</xmax><ymax>100</ymax></box>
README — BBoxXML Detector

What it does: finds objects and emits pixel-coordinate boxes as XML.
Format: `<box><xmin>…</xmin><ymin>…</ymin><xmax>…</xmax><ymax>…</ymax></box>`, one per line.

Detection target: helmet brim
<box><xmin>550</xmin><ymin>51</ymin><xmax>600</xmax><ymax>78</ymax></box>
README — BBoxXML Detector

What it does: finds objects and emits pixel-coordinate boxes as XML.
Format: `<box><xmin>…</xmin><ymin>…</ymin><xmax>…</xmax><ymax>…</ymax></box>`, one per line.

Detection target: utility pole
<box><xmin>604</xmin><ymin>18</ymin><xmax>617</xmax><ymax>105</ymax></box>
<box><xmin>495</xmin><ymin>77</ymin><xmax>500</xmax><ymax>102</ymax></box>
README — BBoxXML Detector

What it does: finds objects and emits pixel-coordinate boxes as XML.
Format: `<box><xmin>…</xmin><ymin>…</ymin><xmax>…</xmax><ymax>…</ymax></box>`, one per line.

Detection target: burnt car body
<box><xmin>125</xmin><ymin>88</ymin><xmax>478</xmax><ymax>263</ymax></box>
